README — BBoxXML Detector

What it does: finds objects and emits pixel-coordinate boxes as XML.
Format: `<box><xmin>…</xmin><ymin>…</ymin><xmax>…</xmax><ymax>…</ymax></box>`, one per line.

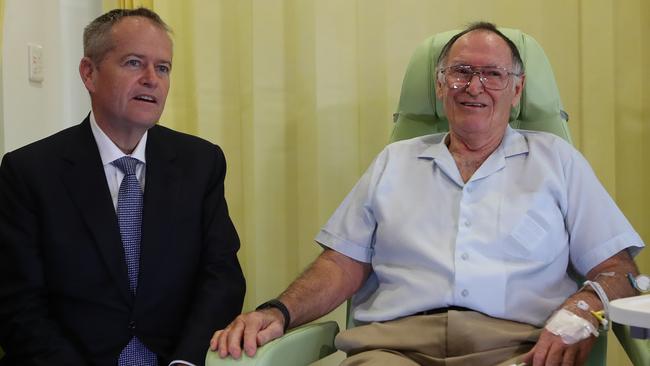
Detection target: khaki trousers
<box><xmin>335</xmin><ymin>310</ymin><xmax>542</xmax><ymax>366</ymax></box>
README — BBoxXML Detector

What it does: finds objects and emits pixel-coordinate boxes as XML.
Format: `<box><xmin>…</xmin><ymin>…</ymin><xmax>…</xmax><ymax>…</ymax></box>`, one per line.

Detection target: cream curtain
<box><xmin>0</xmin><ymin>0</ymin><xmax>4</xmax><ymax>163</ymax></box>
<box><xmin>103</xmin><ymin>0</ymin><xmax>153</xmax><ymax>9</ymax></box>
<box><xmin>104</xmin><ymin>1</ymin><xmax>650</xmax><ymax>365</ymax></box>
<box><xmin>0</xmin><ymin>3</ymin><xmax>4</xmax><ymax>363</ymax></box>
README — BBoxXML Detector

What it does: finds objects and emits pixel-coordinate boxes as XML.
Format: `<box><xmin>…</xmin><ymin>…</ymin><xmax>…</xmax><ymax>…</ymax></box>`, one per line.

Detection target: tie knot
<box><xmin>112</xmin><ymin>156</ymin><xmax>140</xmax><ymax>176</ymax></box>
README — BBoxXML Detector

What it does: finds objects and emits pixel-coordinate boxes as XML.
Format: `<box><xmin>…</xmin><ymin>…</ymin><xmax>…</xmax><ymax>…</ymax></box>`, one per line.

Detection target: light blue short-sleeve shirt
<box><xmin>315</xmin><ymin>127</ymin><xmax>644</xmax><ymax>326</ymax></box>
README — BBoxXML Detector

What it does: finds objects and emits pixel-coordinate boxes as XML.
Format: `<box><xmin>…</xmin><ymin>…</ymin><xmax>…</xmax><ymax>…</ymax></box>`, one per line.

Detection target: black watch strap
<box><xmin>256</xmin><ymin>299</ymin><xmax>291</xmax><ymax>333</ymax></box>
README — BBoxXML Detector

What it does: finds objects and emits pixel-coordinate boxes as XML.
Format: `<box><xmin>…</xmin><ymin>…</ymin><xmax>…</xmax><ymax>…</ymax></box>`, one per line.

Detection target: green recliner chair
<box><xmin>206</xmin><ymin>27</ymin><xmax>648</xmax><ymax>366</ymax></box>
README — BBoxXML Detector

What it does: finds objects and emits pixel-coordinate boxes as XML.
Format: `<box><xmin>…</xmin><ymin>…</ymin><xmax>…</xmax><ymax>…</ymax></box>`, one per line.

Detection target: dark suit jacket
<box><xmin>0</xmin><ymin>118</ymin><xmax>245</xmax><ymax>366</ymax></box>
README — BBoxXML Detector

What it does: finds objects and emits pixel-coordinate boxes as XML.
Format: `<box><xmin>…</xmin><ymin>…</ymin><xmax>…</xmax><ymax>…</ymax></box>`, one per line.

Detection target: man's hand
<box><xmin>520</xmin><ymin>329</ymin><xmax>597</xmax><ymax>366</ymax></box>
<box><xmin>209</xmin><ymin>308</ymin><xmax>286</xmax><ymax>359</ymax></box>
<box><xmin>209</xmin><ymin>249</ymin><xmax>370</xmax><ymax>359</ymax></box>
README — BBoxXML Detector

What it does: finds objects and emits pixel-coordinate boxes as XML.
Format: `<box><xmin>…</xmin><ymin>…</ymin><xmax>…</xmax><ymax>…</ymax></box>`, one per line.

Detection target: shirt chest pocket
<box><xmin>501</xmin><ymin>201</ymin><xmax>566</xmax><ymax>265</ymax></box>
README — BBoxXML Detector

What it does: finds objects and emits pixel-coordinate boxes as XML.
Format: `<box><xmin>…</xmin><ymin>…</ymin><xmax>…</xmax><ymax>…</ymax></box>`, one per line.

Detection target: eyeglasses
<box><xmin>437</xmin><ymin>65</ymin><xmax>522</xmax><ymax>91</ymax></box>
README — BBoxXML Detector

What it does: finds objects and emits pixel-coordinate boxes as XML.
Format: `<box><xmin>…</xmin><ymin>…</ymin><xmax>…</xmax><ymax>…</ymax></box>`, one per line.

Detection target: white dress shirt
<box><xmin>89</xmin><ymin>112</ymin><xmax>146</xmax><ymax>210</ymax></box>
<box><xmin>316</xmin><ymin>126</ymin><xmax>644</xmax><ymax>326</ymax></box>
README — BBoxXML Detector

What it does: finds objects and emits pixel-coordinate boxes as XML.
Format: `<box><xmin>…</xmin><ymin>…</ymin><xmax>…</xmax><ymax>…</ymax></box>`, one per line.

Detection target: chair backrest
<box><xmin>390</xmin><ymin>28</ymin><xmax>572</xmax><ymax>143</ymax></box>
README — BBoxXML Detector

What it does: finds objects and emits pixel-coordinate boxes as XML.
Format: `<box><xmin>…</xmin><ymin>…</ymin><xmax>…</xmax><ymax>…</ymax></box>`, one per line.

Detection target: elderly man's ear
<box><xmin>435</xmin><ymin>76</ymin><xmax>444</xmax><ymax>99</ymax></box>
<box><xmin>511</xmin><ymin>74</ymin><xmax>526</xmax><ymax>107</ymax></box>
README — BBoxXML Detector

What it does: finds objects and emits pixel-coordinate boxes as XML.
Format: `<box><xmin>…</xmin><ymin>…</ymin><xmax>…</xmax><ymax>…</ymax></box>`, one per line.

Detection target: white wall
<box><xmin>0</xmin><ymin>0</ymin><xmax>102</xmax><ymax>154</ymax></box>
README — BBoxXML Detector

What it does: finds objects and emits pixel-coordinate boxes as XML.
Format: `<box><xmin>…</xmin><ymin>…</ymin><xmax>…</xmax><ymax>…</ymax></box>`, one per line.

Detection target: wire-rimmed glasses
<box><xmin>437</xmin><ymin>65</ymin><xmax>522</xmax><ymax>90</ymax></box>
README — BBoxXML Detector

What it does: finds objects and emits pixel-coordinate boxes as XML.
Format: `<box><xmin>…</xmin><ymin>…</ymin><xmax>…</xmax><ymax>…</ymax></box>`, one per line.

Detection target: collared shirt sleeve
<box><xmin>315</xmin><ymin>148</ymin><xmax>390</xmax><ymax>263</ymax></box>
<box><xmin>561</xmin><ymin>139</ymin><xmax>644</xmax><ymax>275</ymax></box>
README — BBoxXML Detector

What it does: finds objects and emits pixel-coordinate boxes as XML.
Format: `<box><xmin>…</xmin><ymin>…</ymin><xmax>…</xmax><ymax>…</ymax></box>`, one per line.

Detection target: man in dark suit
<box><xmin>0</xmin><ymin>8</ymin><xmax>245</xmax><ymax>366</ymax></box>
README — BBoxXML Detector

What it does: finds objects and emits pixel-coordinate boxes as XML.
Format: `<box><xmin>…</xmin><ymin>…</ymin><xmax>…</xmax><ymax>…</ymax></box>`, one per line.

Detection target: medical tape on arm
<box><xmin>545</xmin><ymin>309</ymin><xmax>599</xmax><ymax>344</ymax></box>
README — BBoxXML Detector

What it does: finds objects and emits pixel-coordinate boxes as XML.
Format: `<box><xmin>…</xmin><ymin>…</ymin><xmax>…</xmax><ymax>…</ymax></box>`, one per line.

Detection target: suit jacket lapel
<box><xmin>61</xmin><ymin>118</ymin><xmax>132</xmax><ymax>304</ymax></box>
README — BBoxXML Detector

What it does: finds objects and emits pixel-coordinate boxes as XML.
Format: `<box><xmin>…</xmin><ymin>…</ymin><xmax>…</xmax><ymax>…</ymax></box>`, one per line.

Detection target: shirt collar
<box><xmin>501</xmin><ymin>125</ymin><xmax>529</xmax><ymax>158</ymax></box>
<box><xmin>89</xmin><ymin>112</ymin><xmax>148</xmax><ymax>166</ymax></box>
<box><xmin>417</xmin><ymin>125</ymin><xmax>529</xmax><ymax>160</ymax></box>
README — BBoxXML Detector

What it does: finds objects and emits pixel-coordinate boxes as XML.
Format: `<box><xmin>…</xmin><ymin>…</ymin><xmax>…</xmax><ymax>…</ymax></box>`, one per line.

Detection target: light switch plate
<box><xmin>28</xmin><ymin>43</ymin><xmax>44</xmax><ymax>83</ymax></box>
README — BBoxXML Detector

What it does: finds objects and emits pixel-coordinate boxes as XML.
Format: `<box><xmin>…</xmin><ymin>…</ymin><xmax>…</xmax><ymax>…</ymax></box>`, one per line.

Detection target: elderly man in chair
<box><xmin>211</xmin><ymin>22</ymin><xmax>644</xmax><ymax>366</ymax></box>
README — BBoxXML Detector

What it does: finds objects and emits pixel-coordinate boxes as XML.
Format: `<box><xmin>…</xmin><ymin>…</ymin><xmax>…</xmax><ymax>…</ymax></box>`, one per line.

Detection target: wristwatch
<box><xmin>256</xmin><ymin>299</ymin><xmax>291</xmax><ymax>333</ymax></box>
<box><xmin>628</xmin><ymin>273</ymin><xmax>650</xmax><ymax>292</ymax></box>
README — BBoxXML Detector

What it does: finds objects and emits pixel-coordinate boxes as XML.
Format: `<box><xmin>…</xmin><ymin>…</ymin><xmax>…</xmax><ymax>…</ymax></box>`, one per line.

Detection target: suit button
<box><xmin>129</xmin><ymin>321</ymin><xmax>136</xmax><ymax>330</ymax></box>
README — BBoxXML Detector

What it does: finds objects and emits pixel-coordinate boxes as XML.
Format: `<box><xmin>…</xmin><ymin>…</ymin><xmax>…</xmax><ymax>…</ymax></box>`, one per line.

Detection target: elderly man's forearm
<box><xmin>278</xmin><ymin>249</ymin><xmax>371</xmax><ymax>329</ymax></box>
<box><xmin>562</xmin><ymin>250</ymin><xmax>639</xmax><ymax>326</ymax></box>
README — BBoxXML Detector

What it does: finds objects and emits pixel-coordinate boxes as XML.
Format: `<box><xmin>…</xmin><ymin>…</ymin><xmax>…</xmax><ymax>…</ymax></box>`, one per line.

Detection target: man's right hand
<box><xmin>209</xmin><ymin>308</ymin><xmax>286</xmax><ymax>359</ymax></box>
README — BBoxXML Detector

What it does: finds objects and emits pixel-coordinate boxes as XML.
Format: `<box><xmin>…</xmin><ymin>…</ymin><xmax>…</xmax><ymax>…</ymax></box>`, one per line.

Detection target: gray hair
<box><xmin>83</xmin><ymin>7</ymin><xmax>172</xmax><ymax>65</ymax></box>
<box><xmin>437</xmin><ymin>21</ymin><xmax>524</xmax><ymax>75</ymax></box>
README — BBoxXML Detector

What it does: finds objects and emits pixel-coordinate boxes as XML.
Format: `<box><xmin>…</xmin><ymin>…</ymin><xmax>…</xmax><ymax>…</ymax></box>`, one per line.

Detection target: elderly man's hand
<box><xmin>209</xmin><ymin>309</ymin><xmax>286</xmax><ymax>359</ymax></box>
<box><xmin>520</xmin><ymin>328</ymin><xmax>597</xmax><ymax>366</ymax></box>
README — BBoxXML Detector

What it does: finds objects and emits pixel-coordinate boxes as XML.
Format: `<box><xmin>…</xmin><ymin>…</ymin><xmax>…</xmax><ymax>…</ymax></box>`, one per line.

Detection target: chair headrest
<box><xmin>390</xmin><ymin>27</ymin><xmax>572</xmax><ymax>144</ymax></box>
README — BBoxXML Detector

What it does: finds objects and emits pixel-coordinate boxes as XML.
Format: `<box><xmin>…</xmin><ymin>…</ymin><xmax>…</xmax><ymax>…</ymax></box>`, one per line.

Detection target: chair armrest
<box><xmin>205</xmin><ymin>321</ymin><xmax>340</xmax><ymax>366</ymax></box>
<box><xmin>612</xmin><ymin>322</ymin><xmax>650</xmax><ymax>366</ymax></box>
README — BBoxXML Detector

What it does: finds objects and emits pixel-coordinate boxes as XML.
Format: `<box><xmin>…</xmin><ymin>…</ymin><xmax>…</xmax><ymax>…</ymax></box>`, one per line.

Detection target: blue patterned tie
<box><xmin>112</xmin><ymin>157</ymin><xmax>158</xmax><ymax>366</ymax></box>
